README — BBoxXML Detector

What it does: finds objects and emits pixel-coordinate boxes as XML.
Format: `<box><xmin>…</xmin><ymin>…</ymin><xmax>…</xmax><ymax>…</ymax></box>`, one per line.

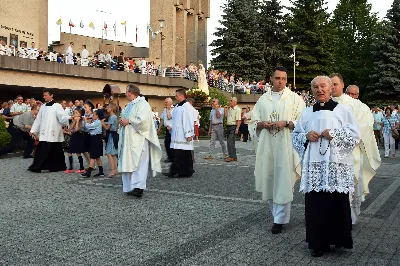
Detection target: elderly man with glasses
<box><xmin>346</xmin><ymin>85</ymin><xmax>360</xmax><ymax>99</ymax></box>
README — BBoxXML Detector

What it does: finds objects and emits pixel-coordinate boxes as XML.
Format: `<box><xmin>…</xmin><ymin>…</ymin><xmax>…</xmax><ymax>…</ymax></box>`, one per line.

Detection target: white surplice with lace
<box><xmin>292</xmin><ymin>104</ymin><xmax>360</xmax><ymax>194</ymax></box>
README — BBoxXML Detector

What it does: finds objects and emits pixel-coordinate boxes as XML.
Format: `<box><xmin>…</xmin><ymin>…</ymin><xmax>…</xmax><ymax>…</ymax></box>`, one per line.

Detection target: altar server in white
<box><xmin>165</xmin><ymin>89</ymin><xmax>195</xmax><ymax>177</ymax></box>
<box><xmin>292</xmin><ymin>76</ymin><xmax>360</xmax><ymax>257</ymax></box>
<box><xmin>66</xmin><ymin>42</ymin><xmax>74</xmax><ymax>65</ymax></box>
<box><xmin>29</xmin><ymin>89</ymin><xmax>71</xmax><ymax>173</ymax></box>
<box><xmin>18</xmin><ymin>42</ymin><xmax>27</xmax><ymax>58</ymax></box>
<box><xmin>249</xmin><ymin>66</ymin><xmax>305</xmax><ymax>234</ymax></box>
<box><xmin>81</xmin><ymin>45</ymin><xmax>89</xmax><ymax>66</ymax></box>
<box><xmin>118</xmin><ymin>84</ymin><xmax>162</xmax><ymax>198</ymax></box>
<box><xmin>27</xmin><ymin>42</ymin><xmax>38</xmax><ymax>59</ymax></box>
<box><xmin>330</xmin><ymin>73</ymin><xmax>381</xmax><ymax>225</ymax></box>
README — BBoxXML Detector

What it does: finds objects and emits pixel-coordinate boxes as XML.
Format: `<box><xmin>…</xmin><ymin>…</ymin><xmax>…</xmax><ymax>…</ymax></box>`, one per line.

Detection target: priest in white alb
<box><xmin>249</xmin><ymin>66</ymin><xmax>305</xmax><ymax>234</ymax></box>
<box><xmin>81</xmin><ymin>45</ymin><xmax>89</xmax><ymax>67</ymax></box>
<box><xmin>118</xmin><ymin>84</ymin><xmax>162</xmax><ymax>198</ymax></box>
<box><xmin>292</xmin><ymin>76</ymin><xmax>360</xmax><ymax>257</ymax></box>
<box><xmin>66</xmin><ymin>42</ymin><xmax>74</xmax><ymax>65</ymax></box>
<box><xmin>29</xmin><ymin>89</ymin><xmax>71</xmax><ymax>173</ymax></box>
<box><xmin>330</xmin><ymin>73</ymin><xmax>381</xmax><ymax>224</ymax></box>
<box><xmin>164</xmin><ymin>89</ymin><xmax>195</xmax><ymax>177</ymax></box>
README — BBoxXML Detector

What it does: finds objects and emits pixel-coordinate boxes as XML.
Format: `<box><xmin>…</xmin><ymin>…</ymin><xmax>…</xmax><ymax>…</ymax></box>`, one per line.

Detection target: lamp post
<box><xmin>158</xmin><ymin>19</ymin><xmax>165</xmax><ymax>77</ymax></box>
<box><xmin>293</xmin><ymin>44</ymin><xmax>297</xmax><ymax>90</ymax></box>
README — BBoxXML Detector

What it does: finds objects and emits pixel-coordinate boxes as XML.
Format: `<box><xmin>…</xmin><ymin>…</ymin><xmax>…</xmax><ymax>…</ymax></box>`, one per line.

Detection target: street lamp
<box><xmin>158</xmin><ymin>19</ymin><xmax>165</xmax><ymax>76</ymax></box>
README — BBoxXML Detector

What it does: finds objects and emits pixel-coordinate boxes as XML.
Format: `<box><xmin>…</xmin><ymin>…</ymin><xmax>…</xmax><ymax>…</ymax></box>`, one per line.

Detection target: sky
<box><xmin>49</xmin><ymin>0</ymin><xmax>393</xmax><ymax>62</ymax></box>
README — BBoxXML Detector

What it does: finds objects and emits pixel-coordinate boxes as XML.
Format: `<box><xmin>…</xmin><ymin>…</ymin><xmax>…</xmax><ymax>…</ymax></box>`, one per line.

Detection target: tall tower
<box><xmin>149</xmin><ymin>0</ymin><xmax>210</xmax><ymax>68</ymax></box>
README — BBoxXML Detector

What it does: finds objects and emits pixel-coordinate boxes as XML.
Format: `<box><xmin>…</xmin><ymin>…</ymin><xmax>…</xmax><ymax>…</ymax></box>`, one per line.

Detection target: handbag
<box><xmin>392</xmin><ymin>129</ymin><xmax>400</xmax><ymax>140</ymax></box>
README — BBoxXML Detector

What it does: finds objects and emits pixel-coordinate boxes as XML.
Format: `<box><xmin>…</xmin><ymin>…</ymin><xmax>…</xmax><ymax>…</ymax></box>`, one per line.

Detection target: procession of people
<box><xmin>1</xmin><ymin>63</ymin><xmax>392</xmax><ymax>257</ymax></box>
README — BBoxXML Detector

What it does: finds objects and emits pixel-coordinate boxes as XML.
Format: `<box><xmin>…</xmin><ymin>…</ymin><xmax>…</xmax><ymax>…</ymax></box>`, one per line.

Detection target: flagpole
<box><xmin>70</xmin><ymin>26</ymin><xmax>71</xmax><ymax>34</ymax></box>
<box><xmin>96</xmin><ymin>10</ymin><xmax>112</xmax><ymax>43</ymax></box>
<box><xmin>125</xmin><ymin>25</ymin><xmax>126</xmax><ymax>37</ymax></box>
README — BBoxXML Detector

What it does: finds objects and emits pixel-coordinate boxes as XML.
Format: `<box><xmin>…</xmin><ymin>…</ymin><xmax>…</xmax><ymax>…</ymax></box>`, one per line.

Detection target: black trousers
<box><xmin>11</xmin><ymin>126</ymin><xmax>22</xmax><ymax>151</ymax></box>
<box><xmin>21</xmin><ymin>131</ymin><xmax>34</xmax><ymax>157</ymax></box>
<box><xmin>164</xmin><ymin>130</ymin><xmax>174</xmax><ymax>160</ymax></box>
<box><xmin>241</xmin><ymin>124</ymin><xmax>249</xmax><ymax>142</ymax></box>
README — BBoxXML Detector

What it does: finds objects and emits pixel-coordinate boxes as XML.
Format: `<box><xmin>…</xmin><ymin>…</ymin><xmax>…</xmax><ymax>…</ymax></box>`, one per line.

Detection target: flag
<box><xmin>104</xmin><ymin>22</ymin><xmax>108</xmax><ymax>36</ymax></box>
<box><xmin>80</xmin><ymin>20</ymin><xmax>84</xmax><ymax>28</ymax></box>
<box><xmin>113</xmin><ymin>22</ymin><xmax>116</xmax><ymax>36</ymax></box>
<box><xmin>89</xmin><ymin>22</ymin><xmax>95</xmax><ymax>30</ymax></box>
<box><xmin>121</xmin><ymin>21</ymin><xmax>126</xmax><ymax>25</ymax></box>
<box><xmin>56</xmin><ymin>18</ymin><xmax>62</xmax><ymax>25</ymax></box>
<box><xmin>69</xmin><ymin>19</ymin><xmax>75</xmax><ymax>27</ymax></box>
<box><xmin>136</xmin><ymin>24</ymin><xmax>138</xmax><ymax>42</ymax></box>
<box><xmin>147</xmin><ymin>23</ymin><xmax>152</xmax><ymax>34</ymax></box>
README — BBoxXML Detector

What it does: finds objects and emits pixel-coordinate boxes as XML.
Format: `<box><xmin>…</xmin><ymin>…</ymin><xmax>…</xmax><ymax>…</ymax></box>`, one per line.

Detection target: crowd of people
<box><xmin>0</xmin><ymin>40</ymin><xmax>204</xmax><ymax>82</ymax></box>
<box><xmin>1</xmin><ymin>40</ymin><xmax>324</xmax><ymax>106</ymax></box>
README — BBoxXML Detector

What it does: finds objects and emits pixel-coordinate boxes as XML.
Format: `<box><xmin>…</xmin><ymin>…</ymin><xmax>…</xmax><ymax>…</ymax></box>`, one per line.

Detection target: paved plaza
<box><xmin>0</xmin><ymin>140</ymin><xmax>399</xmax><ymax>266</ymax></box>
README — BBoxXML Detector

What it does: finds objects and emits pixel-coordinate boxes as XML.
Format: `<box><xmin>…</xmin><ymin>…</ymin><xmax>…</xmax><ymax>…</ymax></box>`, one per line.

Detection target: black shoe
<box><xmin>271</xmin><ymin>223</ymin><xmax>283</xmax><ymax>234</ymax></box>
<box><xmin>93</xmin><ymin>172</ymin><xmax>105</xmax><ymax>177</ymax></box>
<box><xmin>127</xmin><ymin>188</ymin><xmax>143</xmax><ymax>198</ymax></box>
<box><xmin>162</xmin><ymin>172</ymin><xmax>178</xmax><ymax>177</ymax></box>
<box><xmin>23</xmin><ymin>155</ymin><xmax>34</xmax><ymax>159</ymax></box>
<box><xmin>311</xmin><ymin>249</ymin><xmax>323</xmax><ymax>257</ymax></box>
<box><xmin>28</xmin><ymin>168</ymin><xmax>41</xmax><ymax>173</ymax></box>
<box><xmin>164</xmin><ymin>159</ymin><xmax>173</xmax><ymax>163</ymax></box>
<box><xmin>80</xmin><ymin>171</ymin><xmax>91</xmax><ymax>178</ymax></box>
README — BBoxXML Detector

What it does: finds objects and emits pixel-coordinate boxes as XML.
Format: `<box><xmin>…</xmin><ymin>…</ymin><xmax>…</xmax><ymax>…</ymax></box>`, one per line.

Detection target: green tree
<box><xmin>210</xmin><ymin>0</ymin><xmax>265</xmax><ymax>81</ymax></box>
<box><xmin>259</xmin><ymin>0</ymin><xmax>288</xmax><ymax>80</ymax></box>
<box><xmin>331</xmin><ymin>0</ymin><xmax>380</xmax><ymax>97</ymax></box>
<box><xmin>285</xmin><ymin>0</ymin><xmax>335</xmax><ymax>91</ymax></box>
<box><xmin>366</xmin><ymin>0</ymin><xmax>400</xmax><ymax>103</ymax></box>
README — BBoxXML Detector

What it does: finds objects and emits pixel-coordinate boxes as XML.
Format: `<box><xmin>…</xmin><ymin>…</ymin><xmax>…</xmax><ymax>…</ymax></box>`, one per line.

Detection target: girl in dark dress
<box><xmin>64</xmin><ymin>108</ymin><xmax>86</xmax><ymax>174</ymax></box>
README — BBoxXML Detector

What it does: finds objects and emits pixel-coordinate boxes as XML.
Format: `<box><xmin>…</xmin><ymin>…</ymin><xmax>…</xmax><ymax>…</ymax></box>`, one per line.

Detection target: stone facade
<box><xmin>0</xmin><ymin>0</ymin><xmax>48</xmax><ymax>49</ymax></box>
<box><xmin>149</xmin><ymin>0</ymin><xmax>210</xmax><ymax>68</ymax></box>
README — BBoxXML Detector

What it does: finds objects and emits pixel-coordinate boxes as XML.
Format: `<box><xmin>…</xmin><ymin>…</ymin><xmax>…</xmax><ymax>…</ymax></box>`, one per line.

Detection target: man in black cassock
<box><xmin>29</xmin><ymin>89</ymin><xmax>71</xmax><ymax>173</ymax></box>
<box><xmin>164</xmin><ymin>89</ymin><xmax>195</xmax><ymax>177</ymax></box>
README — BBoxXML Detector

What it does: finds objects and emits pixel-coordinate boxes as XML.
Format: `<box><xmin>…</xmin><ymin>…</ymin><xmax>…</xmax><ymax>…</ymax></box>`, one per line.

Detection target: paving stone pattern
<box><xmin>0</xmin><ymin>140</ymin><xmax>399</xmax><ymax>265</ymax></box>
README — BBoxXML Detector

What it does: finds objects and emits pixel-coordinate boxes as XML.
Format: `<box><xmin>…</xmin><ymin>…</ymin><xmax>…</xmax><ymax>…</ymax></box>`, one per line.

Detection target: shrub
<box><xmin>0</xmin><ymin>116</ymin><xmax>11</xmax><ymax>149</ymax></box>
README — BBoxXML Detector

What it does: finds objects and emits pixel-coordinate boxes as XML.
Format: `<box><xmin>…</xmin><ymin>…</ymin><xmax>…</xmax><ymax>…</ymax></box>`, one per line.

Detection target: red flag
<box><xmin>69</xmin><ymin>19</ymin><xmax>75</xmax><ymax>27</ymax></box>
<box><xmin>136</xmin><ymin>24</ymin><xmax>138</xmax><ymax>42</ymax></box>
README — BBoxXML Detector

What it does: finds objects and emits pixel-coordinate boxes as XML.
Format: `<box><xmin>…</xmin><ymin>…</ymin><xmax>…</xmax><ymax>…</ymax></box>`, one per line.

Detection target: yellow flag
<box><xmin>121</xmin><ymin>21</ymin><xmax>126</xmax><ymax>25</ymax></box>
<box><xmin>56</xmin><ymin>18</ymin><xmax>62</xmax><ymax>25</ymax></box>
<box><xmin>89</xmin><ymin>22</ymin><xmax>95</xmax><ymax>30</ymax></box>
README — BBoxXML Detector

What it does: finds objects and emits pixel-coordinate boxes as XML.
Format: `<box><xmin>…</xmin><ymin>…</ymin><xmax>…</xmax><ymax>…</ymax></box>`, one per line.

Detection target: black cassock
<box><xmin>28</xmin><ymin>101</ymin><xmax>67</xmax><ymax>173</ymax></box>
